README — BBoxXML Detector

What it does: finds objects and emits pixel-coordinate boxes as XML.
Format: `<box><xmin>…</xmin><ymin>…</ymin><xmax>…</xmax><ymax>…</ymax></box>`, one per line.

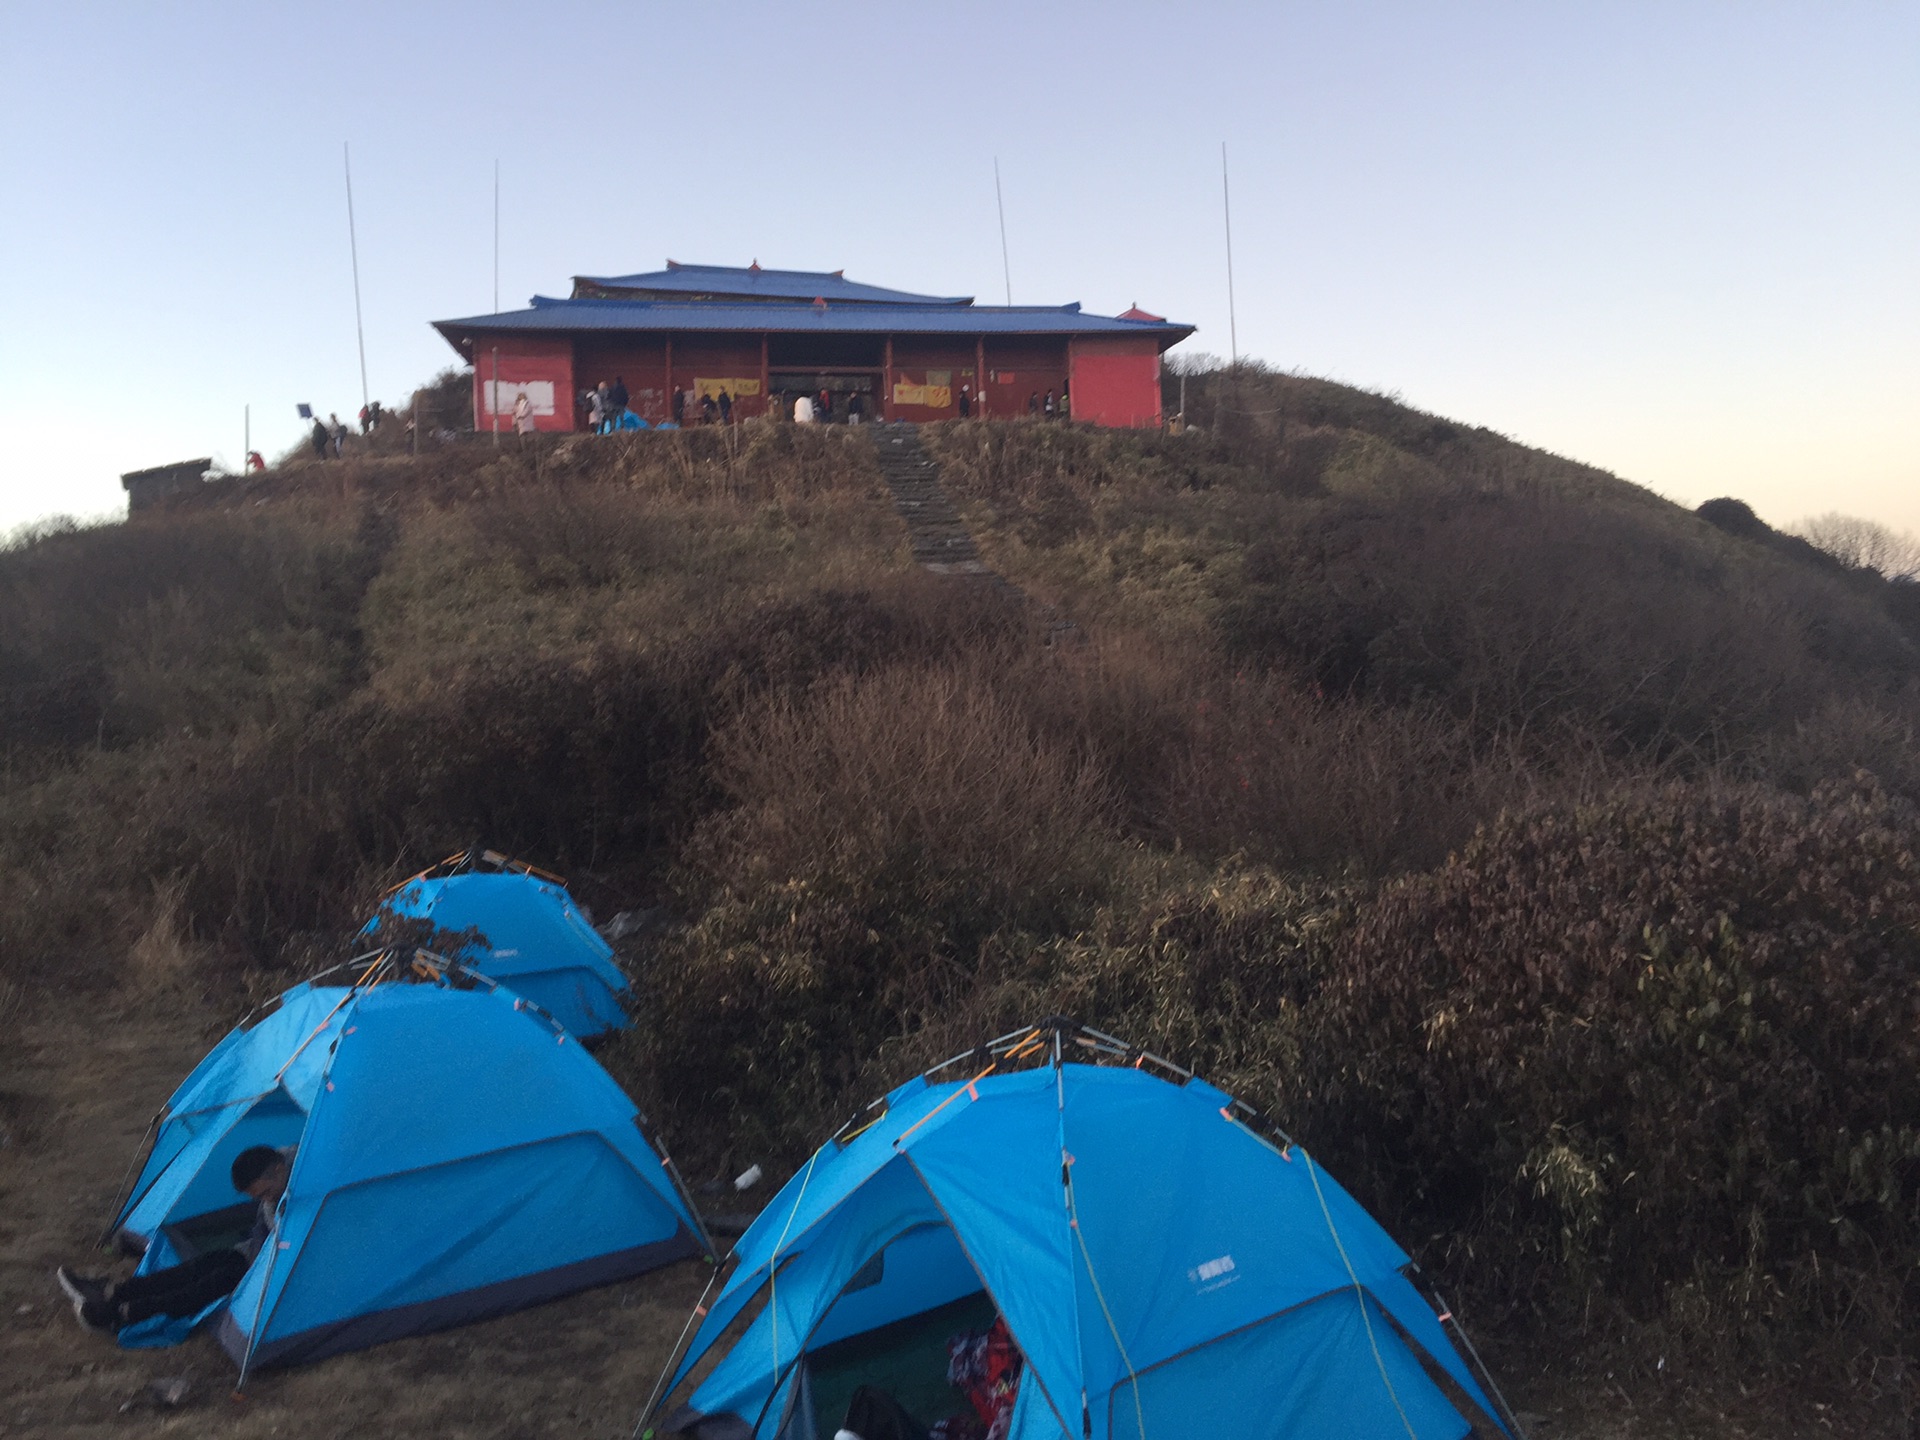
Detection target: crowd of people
<box><xmin>306</xmin><ymin>400</ymin><xmax>390</xmax><ymax>459</ymax></box>
<box><xmin>570</xmin><ymin>380</ymin><xmax>949</xmax><ymax>432</ymax></box>
<box><xmin>290</xmin><ymin>377</ymin><xmax>1075</xmax><ymax>453</ymax></box>
<box><xmin>577</xmin><ymin>377</ymin><xmax>734</xmax><ymax>432</ymax></box>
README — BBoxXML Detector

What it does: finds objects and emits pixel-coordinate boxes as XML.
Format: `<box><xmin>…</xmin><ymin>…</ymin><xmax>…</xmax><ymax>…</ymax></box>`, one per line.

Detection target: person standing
<box><xmin>609</xmin><ymin>375</ymin><xmax>629</xmax><ymax>416</ymax></box>
<box><xmin>328</xmin><ymin>413</ymin><xmax>348</xmax><ymax>456</ymax></box>
<box><xmin>587</xmin><ymin>386</ymin><xmax>605</xmax><ymax>433</ymax></box>
<box><xmin>717</xmin><ymin>389</ymin><xmax>733</xmax><ymax>424</ymax></box>
<box><xmin>957</xmin><ymin>383</ymin><xmax>971</xmax><ymax>418</ymax></box>
<box><xmin>846</xmin><ymin>391</ymin><xmax>865</xmax><ymax>424</ymax></box>
<box><xmin>793</xmin><ymin>392</ymin><xmax>816</xmax><ymax>424</ymax></box>
<box><xmin>817</xmin><ymin>388</ymin><xmax>833</xmax><ymax>424</ymax></box>
<box><xmin>1027</xmin><ymin>391</ymin><xmax>1040</xmax><ymax>418</ymax></box>
<box><xmin>595</xmin><ymin>381</ymin><xmax>612</xmax><ymax>433</ymax></box>
<box><xmin>512</xmin><ymin>391</ymin><xmax>535</xmax><ymax>439</ymax></box>
<box><xmin>671</xmin><ymin>387</ymin><xmax>686</xmax><ymax>426</ymax></box>
<box><xmin>311</xmin><ymin>417</ymin><xmax>329</xmax><ymax>459</ymax></box>
<box><xmin>1043</xmin><ymin>389</ymin><xmax>1055</xmax><ymax>420</ymax></box>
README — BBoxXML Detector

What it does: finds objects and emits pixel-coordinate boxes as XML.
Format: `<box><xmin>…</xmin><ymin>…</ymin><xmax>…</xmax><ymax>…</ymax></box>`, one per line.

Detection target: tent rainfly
<box><xmin>646</xmin><ymin>1023</ymin><xmax>1514</xmax><ymax>1440</ymax></box>
<box><xmin>109</xmin><ymin>958</ymin><xmax>707</xmax><ymax>1376</ymax></box>
<box><xmin>365</xmin><ymin>851</ymin><xmax>631</xmax><ymax>1038</ymax></box>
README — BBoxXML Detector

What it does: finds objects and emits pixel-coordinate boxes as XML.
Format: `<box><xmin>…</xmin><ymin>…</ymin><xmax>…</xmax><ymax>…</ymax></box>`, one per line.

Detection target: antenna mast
<box><xmin>994</xmin><ymin>157</ymin><xmax>1013</xmax><ymax>306</ymax></box>
<box><xmin>344</xmin><ymin>142</ymin><xmax>369</xmax><ymax>412</ymax></box>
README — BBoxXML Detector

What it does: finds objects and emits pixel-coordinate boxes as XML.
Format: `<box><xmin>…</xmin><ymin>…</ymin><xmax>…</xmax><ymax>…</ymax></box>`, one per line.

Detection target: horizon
<box><xmin>1</xmin><ymin>2</ymin><xmax>1914</xmax><ymax>540</ymax></box>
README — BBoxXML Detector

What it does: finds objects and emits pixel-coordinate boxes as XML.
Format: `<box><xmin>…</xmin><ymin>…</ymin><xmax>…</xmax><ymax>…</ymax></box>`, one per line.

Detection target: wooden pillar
<box><xmin>883</xmin><ymin>335</ymin><xmax>894</xmax><ymax>422</ymax></box>
<box><xmin>759</xmin><ymin>333</ymin><xmax>770</xmax><ymax>419</ymax></box>
<box><xmin>663</xmin><ymin>336</ymin><xmax>673</xmax><ymax>423</ymax></box>
<box><xmin>974</xmin><ymin>335</ymin><xmax>986</xmax><ymax>419</ymax></box>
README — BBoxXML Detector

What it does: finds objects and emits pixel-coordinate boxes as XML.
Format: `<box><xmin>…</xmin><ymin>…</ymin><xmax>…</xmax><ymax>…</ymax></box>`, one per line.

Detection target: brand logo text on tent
<box><xmin>1190</xmin><ymin>1254</ymin><xmax>1238</xmax><ymax>1290</ymax></box>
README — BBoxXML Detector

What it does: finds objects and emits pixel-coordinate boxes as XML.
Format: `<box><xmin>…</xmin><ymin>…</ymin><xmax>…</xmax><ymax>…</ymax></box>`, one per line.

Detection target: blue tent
<box><xmin>367</xmin><ymin>866</ymin><xmax>631</xmax><ymax>1038</ymax></box>
<box><xmin>111</xmin><ymin>966</ymin><xmax>708</xmax><ymax>1375</ymax></box>
<box><xmin>652</xmin><ymin>1028</ymin><xmax>1510</xmax><ymax>1440</ymax></box>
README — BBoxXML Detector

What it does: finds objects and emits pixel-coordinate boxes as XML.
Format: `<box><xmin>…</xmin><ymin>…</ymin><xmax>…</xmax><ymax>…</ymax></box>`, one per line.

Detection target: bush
<box><xmin>1304</xmin><ymin>774</ymin><xmax>1920</xmax><ymax>1370</ymax></box>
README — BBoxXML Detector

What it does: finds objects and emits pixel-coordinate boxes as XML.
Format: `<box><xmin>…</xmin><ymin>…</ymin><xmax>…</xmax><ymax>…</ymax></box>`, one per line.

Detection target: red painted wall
<box><xmin>982</xmin><ymin>339</ymin><xmax>1069</xmax><ymax>420</ymax></box>
<box><xmin>457</xmin><ymin>330</ymin><xmax>1162</xmax><ymax>430</ymax></box>
<box><xmin>576</xmin><ymin>340</ymin><xmax>671</xmax><ymax>424</ymax></box>
<box><xmin>670</xmin><ymin>339</ymin><xmax>768</xmax><ymax>422</ymax></box>
<box><xmin>887</xmin><ymin>338</ymin><xmax>979</xmax><ymax>423</ymax></box>
<box><xmin>1068</xmin><ymin>337</ymin><xmax>1162</xmax><ymax>429</ymax></box>
<box><xmin>469</xmin><ymin>337</ymin><xmax>575</xmax><ymax>433</ymax></box>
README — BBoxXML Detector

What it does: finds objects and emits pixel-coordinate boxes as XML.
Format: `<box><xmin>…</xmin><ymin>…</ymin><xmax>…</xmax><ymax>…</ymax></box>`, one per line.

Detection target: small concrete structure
<box><xmin>121</xmin><ymin>458</ymin><xmax>211</xmax><ymax>513</ymax></box>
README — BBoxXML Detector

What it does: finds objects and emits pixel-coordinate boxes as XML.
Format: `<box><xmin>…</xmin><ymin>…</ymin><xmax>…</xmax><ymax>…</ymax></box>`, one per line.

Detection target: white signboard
<box><xmin>483</xmin><ymin>380</ymin><xmax>556</xmax><ymax>416</ymax></box>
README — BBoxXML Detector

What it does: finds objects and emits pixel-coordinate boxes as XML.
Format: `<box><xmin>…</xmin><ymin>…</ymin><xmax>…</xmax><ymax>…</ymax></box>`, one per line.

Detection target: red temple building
<box><xmin>431</xmin><ymin>261</ymin><xmax>1194</xmax><ymax>433</ymax></box>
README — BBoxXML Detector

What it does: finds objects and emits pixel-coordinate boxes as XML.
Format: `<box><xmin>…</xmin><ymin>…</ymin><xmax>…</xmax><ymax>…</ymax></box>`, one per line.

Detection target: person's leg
<box><xmin>111</xmin><ymin>1248</ymin><xmax>248</xmax><ymax>1327</ymax></box>
<box><xmin>839</xmin><ymin>1384</ymin><xmax>928</xmax><ymax>1440</ymax></box>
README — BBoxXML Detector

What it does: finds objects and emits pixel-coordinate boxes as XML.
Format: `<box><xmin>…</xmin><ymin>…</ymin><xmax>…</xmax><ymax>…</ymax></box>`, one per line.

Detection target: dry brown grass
<box><xmin>4</xmin><ymin>389</ymin><xmax>1917</xmax><ymax>1428</ymax></box>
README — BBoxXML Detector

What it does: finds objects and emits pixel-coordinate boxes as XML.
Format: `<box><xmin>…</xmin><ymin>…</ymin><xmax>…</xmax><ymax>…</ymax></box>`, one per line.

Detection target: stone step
<box><xmin>868</xmin><ymin>427</ymin><xmax>1084</xmax><ymax>646</ymax></box>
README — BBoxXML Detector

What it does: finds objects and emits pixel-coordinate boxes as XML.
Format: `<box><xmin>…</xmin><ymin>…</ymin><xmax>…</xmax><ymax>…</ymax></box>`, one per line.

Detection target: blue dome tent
<box><xmin>107</xmin><ymin>952</ymin><xmax>709</xmax><ymax>1377</ymax></box>
<box><xmin>365</xmin><ymin>850</ymin><xmax>631</xmax><ymax>1038</ymax></box>
<box><xmin>646</xmin><ymin>1023</ymin><xmax>1515</xmax><ymax>1440</ymax></box>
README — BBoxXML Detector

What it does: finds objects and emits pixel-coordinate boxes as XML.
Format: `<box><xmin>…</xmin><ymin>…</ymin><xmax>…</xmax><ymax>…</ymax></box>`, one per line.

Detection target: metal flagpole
<box><xmin>1222</xmin><ymin>141</ymin><xmax>1238</xmax><ymax>370</ymax></box>
<box><xmin>994</xmin><ymin>157</ymin><xmax>1013</xmax><ymax>306</ymax></box>
<box><xmin>344</xmin><ymin>142</ymin><xmax>369</xmax><ymax>414</ymax></box>
<box><xmin>493</xmin><ymin>158</ymin><xmax>500</xmax><ymax>314</ymax></box>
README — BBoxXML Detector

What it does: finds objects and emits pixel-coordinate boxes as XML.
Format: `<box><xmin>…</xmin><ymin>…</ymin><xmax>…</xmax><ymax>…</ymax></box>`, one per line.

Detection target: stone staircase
<box><xmin>872</xmin><ymin>426</ymin><xmax>1076</xmax><ymax>642</ymax></box>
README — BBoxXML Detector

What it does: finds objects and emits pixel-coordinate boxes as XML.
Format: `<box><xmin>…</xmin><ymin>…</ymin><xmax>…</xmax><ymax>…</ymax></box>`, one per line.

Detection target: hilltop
<box><xmin>2</xmin><ymin>370</ymin><xmax>1915</xmax><ymax>1436</ymax></box>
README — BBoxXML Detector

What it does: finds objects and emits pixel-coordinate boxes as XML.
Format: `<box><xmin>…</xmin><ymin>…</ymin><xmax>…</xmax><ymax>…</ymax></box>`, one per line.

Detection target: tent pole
<box><xmin>1432</xmin><ymin>1290</ymin><xmax>1531</xmax><ymax>1439</ymax></box>
<box><xmin>96</xmin><ymin>1112</ymin><xmax>162</xmax><ymax>1248</ymax></box>
<box><xmin>632</xmin><ymin>1261</ymin><xmax>724</xmax><ymax>1439</ymax></box>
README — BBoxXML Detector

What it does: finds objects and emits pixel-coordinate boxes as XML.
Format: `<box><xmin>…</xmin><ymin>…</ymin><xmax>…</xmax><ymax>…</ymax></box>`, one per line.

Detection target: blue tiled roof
<box><xmin>434</xmin><ymin>295</ymin><xmax>1194</xmax><ymax>348</ymax></box>
<box><xmin>572</xmin><ymin>262</ymin><xmax>972</xmax><ymax>307</ymax></box>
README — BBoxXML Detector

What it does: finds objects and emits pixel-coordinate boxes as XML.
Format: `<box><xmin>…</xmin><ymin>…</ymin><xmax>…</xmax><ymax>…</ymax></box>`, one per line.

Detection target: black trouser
<box><xmin>115</xmin><ymin>1248</ymin><xmax>248</xmax><ymax>1327</ymax></box>
<box><xmin>842</xmin><ymin>1385</ymin><xmax>928</xmax><ymax>1440</ymax></box>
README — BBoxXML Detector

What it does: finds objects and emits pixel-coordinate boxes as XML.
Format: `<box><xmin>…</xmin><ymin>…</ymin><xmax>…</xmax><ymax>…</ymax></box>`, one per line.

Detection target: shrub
<box><xmin>1304</xmin><ymin>774</ymin><xmax>1920</xmax><ymax>1368</ymax></box>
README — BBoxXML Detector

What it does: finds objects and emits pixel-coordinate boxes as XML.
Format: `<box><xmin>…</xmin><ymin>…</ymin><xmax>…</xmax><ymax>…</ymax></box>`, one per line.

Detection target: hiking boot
<box><xmin>55</xmin><ymin>1267</ymin><xmax>116</xmax><ymax>1333</ymax></box>
<box><xmin>55</xmin><ymin>1266</ymin><xmax>109</xmax><ymax>1308</ymax></box>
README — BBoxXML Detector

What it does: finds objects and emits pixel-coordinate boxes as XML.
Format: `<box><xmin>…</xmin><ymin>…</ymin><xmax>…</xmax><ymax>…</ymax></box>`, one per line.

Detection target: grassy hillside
<box><xmin>3</xmin><ymin>379</ymin><xmax>1915</xmax><ymax>1430</ymax></box>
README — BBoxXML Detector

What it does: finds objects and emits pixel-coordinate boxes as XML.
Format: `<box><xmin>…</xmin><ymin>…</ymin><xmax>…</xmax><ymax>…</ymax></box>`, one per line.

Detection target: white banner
<box><xmin>483</xmin><ymin>380</ymin><xmax>555</xmax><ymax>416</ymax></box>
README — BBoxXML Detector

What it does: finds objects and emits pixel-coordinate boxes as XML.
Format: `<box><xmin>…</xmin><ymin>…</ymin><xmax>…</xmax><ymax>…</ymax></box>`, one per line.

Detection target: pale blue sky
<box><xmin>2</xmin><ymin>2</ymin><xmax>1914</xmax><ymax>537</ymax></box>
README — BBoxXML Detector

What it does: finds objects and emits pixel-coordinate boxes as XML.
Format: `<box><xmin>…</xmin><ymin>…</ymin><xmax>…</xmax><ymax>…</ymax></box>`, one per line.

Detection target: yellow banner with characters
<box><xmin>892</xmin><ymin>381</ymin><xmax>952</xmax><ymax>409</ymax></box>
<box><xmin>693</xmin><ymin>377</ymin><xmax>761</xmax><ymax>399</ymax></box>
